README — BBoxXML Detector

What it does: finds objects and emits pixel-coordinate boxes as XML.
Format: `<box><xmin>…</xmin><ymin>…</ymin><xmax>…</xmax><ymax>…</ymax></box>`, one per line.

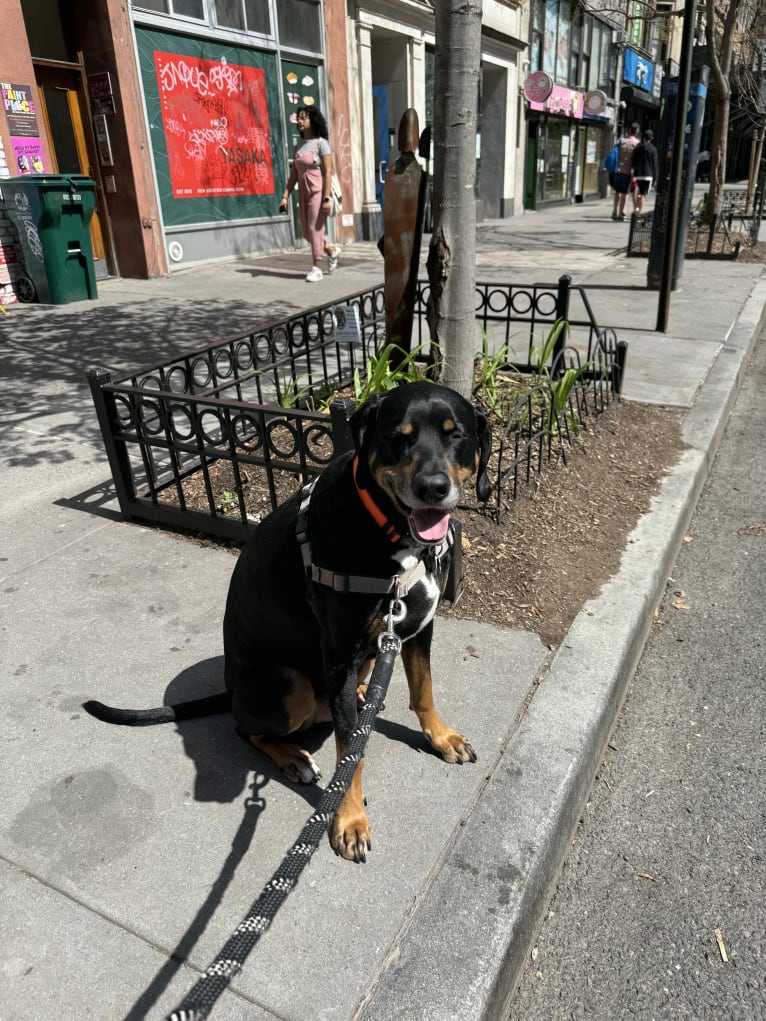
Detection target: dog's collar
<box><xmin>352</xmin><ymin>455</ymin><xmax>403</xmax><ymax>544</ymax></box>
<box><xmin>296</xmin><ymin>474</ymin><xmax>452</xmax><ymax>596</ymax></box>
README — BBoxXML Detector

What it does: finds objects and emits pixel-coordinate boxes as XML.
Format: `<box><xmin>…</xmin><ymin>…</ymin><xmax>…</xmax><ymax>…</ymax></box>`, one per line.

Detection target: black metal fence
<box><xmin>627</xmin><ymin>187</ymin><xmax>762</xmax><ymax>259</ymax></box>
<box><xmin>89</xmin><ymin>275</ymin><xmax>624</xmax><ymax>541</ymax></box>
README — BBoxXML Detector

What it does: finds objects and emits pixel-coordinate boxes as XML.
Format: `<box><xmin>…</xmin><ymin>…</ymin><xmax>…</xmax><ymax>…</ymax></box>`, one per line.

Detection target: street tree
<box><xmin>426</xmin><ymin>0</ymin><xmax>483</xmax><ymax>399</ymax></box>
<box><xmin>723</xmin><ymin>1</ymin><xmax>766</xmax><ymax>211</ymax></box>
<box><xmin>704</xmin><ymin>0</ymin><xmax>743</xmax><ymax>218</ymax></box>
<box><xmin>703</xmin><ymin>0</ymin><xmax>766</xmax><ymax>217</ymax></box>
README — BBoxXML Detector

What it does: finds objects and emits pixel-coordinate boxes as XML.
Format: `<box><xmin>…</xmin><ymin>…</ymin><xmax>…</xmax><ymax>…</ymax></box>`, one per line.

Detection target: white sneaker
<box><xmin>305</xmin><ymin>266</ymin><xmax>323</xmax><ymax>282</ymax></box>
<box><xmin>327</xmin><ymin>245</ymin><xmax>341</xmax><ymax>274</ymax></box>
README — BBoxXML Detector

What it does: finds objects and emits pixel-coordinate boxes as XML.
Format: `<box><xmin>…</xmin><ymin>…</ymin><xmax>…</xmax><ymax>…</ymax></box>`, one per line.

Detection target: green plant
<box><xmin>530</xmin><ymin>317</ymin><xmax>568</xmax><ymax>376</ymax></box>
<box><xmin>531</xmin><ymin>319</ymin><xmax>591</xmax><ymax>435</ymax></box>
<box><xmin>352</xmin><ymin>342</ymin><xmax>431</xmax><ymax>406</ymax></box>
<box><xmin>277</xmin><ymin>373</ymin><xmax>312</xmax><ymax>409</ymax></box>
<box><xmin>216</xmin><ymin>490</ymin><xmax>238</xmax><ymax>514</ymax></box>
<box><xmin>474</xmin><ymin>332</ymin><xmax>525</xmax><ymax>420</ymax></box>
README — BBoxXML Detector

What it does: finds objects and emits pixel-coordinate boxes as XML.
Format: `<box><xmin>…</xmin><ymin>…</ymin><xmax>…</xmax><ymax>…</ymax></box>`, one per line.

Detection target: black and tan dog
<box><xmin>84</xmin><ymin>381</ymin><xmax>492</xmax><ymax>861</ymax></box>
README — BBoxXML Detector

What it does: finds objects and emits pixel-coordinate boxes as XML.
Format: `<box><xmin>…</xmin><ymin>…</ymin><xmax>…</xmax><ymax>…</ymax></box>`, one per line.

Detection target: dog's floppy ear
<box><xmin>474</xmin><ymin>406</ymin><xmax>493</xmax><ymax>503</ymax></box>
<box><xmin>350</xmin><ymin>392</ymin><xmax>385</xmax><ymax>457</ymax></box>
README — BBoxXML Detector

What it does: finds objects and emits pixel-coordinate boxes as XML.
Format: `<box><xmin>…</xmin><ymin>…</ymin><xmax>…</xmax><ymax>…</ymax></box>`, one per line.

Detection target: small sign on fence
<box><xmin>333</xmin><ymin>304</ymin><xmax>362</xmax><ymax>345</ymax></box>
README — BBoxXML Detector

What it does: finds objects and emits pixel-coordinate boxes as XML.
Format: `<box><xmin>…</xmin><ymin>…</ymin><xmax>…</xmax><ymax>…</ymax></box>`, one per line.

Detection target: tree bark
<box><xmin>705</xmin><ymin>0</ymin><xmax>740</xmax><ymax>218</ymax></box>
<box><xmin>426</xmin><ymin>0</ymin><xmax>483</xmax><ymax>399</ymax></box>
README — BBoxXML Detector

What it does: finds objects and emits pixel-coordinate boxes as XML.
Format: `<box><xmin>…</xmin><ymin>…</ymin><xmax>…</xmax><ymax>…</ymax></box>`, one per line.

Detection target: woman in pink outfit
<box><xmin>280</xmin><ymin>106</ymin><xmax>340</xmax><ymax>282</ymax></box>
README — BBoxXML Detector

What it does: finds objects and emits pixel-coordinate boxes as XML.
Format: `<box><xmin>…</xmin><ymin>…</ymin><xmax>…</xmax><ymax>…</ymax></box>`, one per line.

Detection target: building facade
<box><xmin>1</xmin><ymin>0</ymin><xmax>528</xmax><ymax>297</ymax></box>
<box><xmin>0</xmin><ymin>0</ymin><xmax>684</xmax><ymax>302</ymax></box>
<box><xmin>0</xmin><ymin>0</ymin><xmax>352</xmax><ymax>291</ymax></box>
<box><xmin>523</xmin><ymin>0</ymin><xmax>621</xmax><ymax>207</ymax></box>
<box><xmin>521</xmin><ymin>0</ymin><xmax>669</xmax><ymax>208</ymax></box>
<box><xmin>344</xmin><ymin>0</ymin><xmax>526</xmax><ymax>240</ymax></box>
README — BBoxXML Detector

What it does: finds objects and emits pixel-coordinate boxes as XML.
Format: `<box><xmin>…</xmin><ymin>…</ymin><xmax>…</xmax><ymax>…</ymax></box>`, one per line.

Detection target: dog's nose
<box><xmin>413</xmin><ymin>470</ymin><xmax>451</xmax><ymax>504</ymax></box>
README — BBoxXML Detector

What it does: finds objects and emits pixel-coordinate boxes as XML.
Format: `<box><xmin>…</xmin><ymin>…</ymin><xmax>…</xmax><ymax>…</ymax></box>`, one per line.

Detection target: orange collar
<box><xmin>352</xmin><ymin>456</ymin><xmax>402</xmax><ymax>543</ymax></box>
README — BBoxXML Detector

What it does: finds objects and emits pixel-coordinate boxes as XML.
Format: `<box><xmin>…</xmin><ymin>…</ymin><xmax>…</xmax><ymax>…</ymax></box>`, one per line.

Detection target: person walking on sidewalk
<box><xmin>631</xmin><ymin>129</ymin><xmax>658</xmax><ymax>216</ymax></box>
<box><xmin>612</xmin><ymin>122</ymin><xmax>641</xmax><ymax>221</ymax></box>
<box><xmin>280</xmin><ymin>106</ymin><xmax>341</xmax><ymax>283</ymax></box>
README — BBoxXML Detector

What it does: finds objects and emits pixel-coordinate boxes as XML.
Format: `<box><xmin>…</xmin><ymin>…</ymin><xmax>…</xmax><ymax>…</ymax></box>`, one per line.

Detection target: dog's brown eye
<box><xmin>442</xmin><ymin>418</ymin><xmax>456</xmax><ymax>433</ymax></box>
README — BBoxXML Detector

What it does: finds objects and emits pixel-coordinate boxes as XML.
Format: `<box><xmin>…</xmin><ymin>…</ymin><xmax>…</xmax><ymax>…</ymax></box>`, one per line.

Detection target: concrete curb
<box><xmin>358</xmin><ymin>276</ymin><xmax>766</xmax><ymax>1021</ymax></box>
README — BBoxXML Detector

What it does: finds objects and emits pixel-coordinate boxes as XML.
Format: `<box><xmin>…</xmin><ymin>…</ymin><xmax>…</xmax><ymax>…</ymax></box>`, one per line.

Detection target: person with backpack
<box><xmin>603</xmin><ymin>139</ymin><xmax>621</xmax><ymax>219</ymax></box>
<box><xmin>631</xmin><ymin>129</ymin><xmax>658</xmax><ymax>215</ymax></box>
<box><xmin>611</xmin><ymin>123</ymin><xmax>641</xmax><ymax>221</ymax></box>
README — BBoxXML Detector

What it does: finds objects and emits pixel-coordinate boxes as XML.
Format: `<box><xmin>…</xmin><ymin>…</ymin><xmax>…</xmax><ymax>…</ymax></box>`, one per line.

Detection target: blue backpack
<box><xmin>604</xmin><ymin>143</ymin><xmax>619</xmax><ymax>173</ymax></box>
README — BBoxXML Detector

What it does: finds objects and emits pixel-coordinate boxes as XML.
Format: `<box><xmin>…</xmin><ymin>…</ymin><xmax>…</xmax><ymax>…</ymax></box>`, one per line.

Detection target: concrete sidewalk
<box><xmin>2</xmin><ymin>195</ymin><xmax>764</xmax><ymax>1021</ymax></box>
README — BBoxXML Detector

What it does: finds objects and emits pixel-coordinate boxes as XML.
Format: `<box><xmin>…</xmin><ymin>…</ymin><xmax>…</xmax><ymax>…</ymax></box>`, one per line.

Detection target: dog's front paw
<box><xmin>331</xmin><ymin>805</ymin><xmax>371</xmax><ymax>863</ymax></box>
<box><xmin>426</xmin><ymin>726</ymin><xmax>477</xmax><ymax>764</ymax></box>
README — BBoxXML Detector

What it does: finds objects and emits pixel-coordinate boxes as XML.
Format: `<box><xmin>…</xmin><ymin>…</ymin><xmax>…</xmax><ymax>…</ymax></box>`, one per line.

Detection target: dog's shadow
<box><xmin>122</xmin><ymin>658</ymin><xmax>335</xmax><ymax>1021</ymax></box>
<box><xmin>165</xmin><ymin>656</ymin><xmax>333</xmax><ymax>810</ymax></box>
<box><xmin>166</xmin><ymin>659</ymin><xmax>435</xmax><ymax>807</ymax></box>
<box><xmin>123</xmin><ymin>660</ymin><xmax>435</xmax><ymax>1021</ymax></box>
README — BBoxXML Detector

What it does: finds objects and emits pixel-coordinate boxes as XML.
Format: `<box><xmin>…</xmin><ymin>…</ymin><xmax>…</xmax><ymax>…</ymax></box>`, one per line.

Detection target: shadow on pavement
<box><xmin>121</xmin><ymin>772</ymin><xmax>269</xmax><ymax>1021</ymax></box>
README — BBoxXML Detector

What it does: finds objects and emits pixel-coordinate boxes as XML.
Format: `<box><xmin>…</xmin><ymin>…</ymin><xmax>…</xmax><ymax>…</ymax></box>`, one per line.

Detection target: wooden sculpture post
<box><xmin>378</xmin><ymin>108</ymin><xmax>428</xmax><ymax>366</ymax></box>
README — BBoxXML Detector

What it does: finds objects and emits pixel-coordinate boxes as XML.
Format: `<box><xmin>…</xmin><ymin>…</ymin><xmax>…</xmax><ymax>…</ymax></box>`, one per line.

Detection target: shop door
<box><xmin>372</xmin><ymin>85</ymin><xmax>389</xmax><ymax>210</ymax></box>
<box><xmin>524</xmin><ymin>121</ymin><xmax>538</xmax><ymax>210</ymax></box>
<box><xmin>34</xmin><ymin>65</ymin><xmax>109</xmax><ymax>273</ymax></box>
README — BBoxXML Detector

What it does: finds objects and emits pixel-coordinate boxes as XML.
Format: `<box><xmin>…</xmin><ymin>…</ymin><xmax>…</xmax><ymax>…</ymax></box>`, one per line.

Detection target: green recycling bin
<box><xmin>1</xmin><ymin>174</ymin><xmax>98</xmax><ymax>304</ymax></box>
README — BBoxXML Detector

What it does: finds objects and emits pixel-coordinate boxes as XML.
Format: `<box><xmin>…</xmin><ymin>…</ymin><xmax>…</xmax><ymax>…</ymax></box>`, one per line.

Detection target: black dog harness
<box><xmin>296</xmin><ymin>460</ymin><xmax>453</xmax><ymax>597</ymax></box>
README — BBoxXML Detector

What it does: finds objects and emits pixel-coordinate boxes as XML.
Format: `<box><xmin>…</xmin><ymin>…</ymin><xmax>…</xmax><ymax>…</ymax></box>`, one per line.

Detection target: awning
<box><xmin>620</xmin><ymin>85</ymin><xmax>660</xmax><ymax>110</ymax></box>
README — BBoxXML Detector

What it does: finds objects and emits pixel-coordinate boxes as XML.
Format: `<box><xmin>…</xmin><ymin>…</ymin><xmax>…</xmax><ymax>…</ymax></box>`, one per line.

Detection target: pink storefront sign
<box><xmin>528</xmin><ymin>85</ymin><xmax>584</xmax><ymax>119</ymax></box>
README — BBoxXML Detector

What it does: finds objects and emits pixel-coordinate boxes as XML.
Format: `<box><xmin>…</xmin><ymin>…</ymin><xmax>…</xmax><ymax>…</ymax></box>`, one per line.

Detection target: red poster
<box><xmin>154</xmin><ymin>51</ymin><xmax>274</xmax><ymax>199</ymax></box>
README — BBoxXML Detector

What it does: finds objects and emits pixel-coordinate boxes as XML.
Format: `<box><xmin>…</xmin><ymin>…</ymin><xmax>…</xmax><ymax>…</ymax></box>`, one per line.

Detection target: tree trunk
<box><xmin>426</xmin><ymin>0</ymin><xmax>483</xmax><ymax>399</ymax></box>
<box><xmin>705</xmin><ymin>0</ymin><xmax>740</xmax><ymax>218</ymax></box>
<box><xmin>745</xmin><ymin>126</ymin><xmax>764</xmax><ymax>214</ymax></box>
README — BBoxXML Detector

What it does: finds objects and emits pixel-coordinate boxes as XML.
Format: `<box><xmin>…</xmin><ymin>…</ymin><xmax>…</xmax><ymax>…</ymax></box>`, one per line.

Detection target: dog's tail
<box><xmin>82</xmin><ymin>691</ymin><xmax>232</xmax><ymax>726</ymax></box>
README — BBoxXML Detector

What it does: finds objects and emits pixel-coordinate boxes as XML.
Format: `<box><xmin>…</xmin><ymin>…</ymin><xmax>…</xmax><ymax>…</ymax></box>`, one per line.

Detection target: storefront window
<box><xmin>133</xmin><ymin>0</ymin><xmax>205</xmax><ymax>18</ymax></box>
<box><xmin>596</xmin><ymin>23</ymin><xmax>611</xmax><ymax>89</ymax></box>
<box><xmin>590</xmin><ymin>27</ymin><xmax>602</xmax><ymax>91</ymax></box>
<box><xmin>531</xmin><ymin>0</ymin><xmax>544</xmax><ymax>73</ymax></box>
<box><xmin>215</xmin><ymin>0</ymin><xmax>245</xmax><ymax>30</ymax></box>
<box><xmin>277</xmin><ymin>0</ymin><xmax>322</xmax><ymax>53</ymax></box>
<box><xmin>569</xmin><ymin>17</ymin><xmax>581</xmax><ymax>85</ymax></box>
<box><xmin>244</xmin><ymin>0</ymin><xmax>271</xmax><ymax>35</ymax></box>
<box><xmin>542</xmin><ymin>119</ymin><xmax>569</xmax><ymax>202</ymax></box>
<box><xmin>576</xmin><ymin>125</ymin><xmax>601</xmax><ymax>197</ymax></box>
<box><xmin>557</xmin><ymin>2</ymin><xmax>572</xmax><ymax>82</ymax></box>
<box><xmin>133</xmin><ymin>0</ymin><xmax>270</xmax><ymax>34</ymax></box>
<box><xmin>175</xmin><ymin>0</ymin><xmax>204</xmax><ymax>17</ymax></box>
<box><xmin>543</xmin><ymin>0</ymin><xmax>557</xmax><ymax>77</ymax></box>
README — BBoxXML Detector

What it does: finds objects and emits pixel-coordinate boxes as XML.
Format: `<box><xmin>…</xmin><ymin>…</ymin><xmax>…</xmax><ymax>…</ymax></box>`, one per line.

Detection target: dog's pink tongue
<box><xmin>409</xmin><ymin>509</ymin><xmax>450</xmax><ymax>542</ymax></box>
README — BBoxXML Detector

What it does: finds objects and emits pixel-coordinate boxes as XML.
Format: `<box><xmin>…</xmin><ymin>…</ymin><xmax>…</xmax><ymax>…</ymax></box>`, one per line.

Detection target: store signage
<box><xmin>584</xmin><ymin>90</ymin><xmax>607</xmax><ymax>116</ymax></box>
<box><xmin>528</xmin><ymin>84</ymin><xmax>584</xmax><ymax>119</ymax></box>
<box><xmin>88</xmin><ymin>72</ymin><xmax>113</xmax><ymax>101</ymax></box>
<box><xmin>153</xmin><ymin>51</ymin><xmax>275</xmax><ymax>200</ymax></box>
<box><xmin>1</xmin><ymin>82</ymin><xmax>46</xmax><ymax>174</ymax></box>
<box><xmin>88</xmin><ymin>72</ymin><xmax>116</xmax><ymax>116</ymax></box>
<box><xmin>623</xmin><ymin>49</ymin><xmax>654</xmax><ymax>93</ymax></box>
<box><xmin>523</xmin><ymin>71</ymin><xmax>554</xmax><ymax>104</ymax></box>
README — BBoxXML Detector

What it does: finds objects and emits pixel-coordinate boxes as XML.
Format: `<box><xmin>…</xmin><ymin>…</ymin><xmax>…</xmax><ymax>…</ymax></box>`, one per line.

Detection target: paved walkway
<box><xmin>1</xmin><ymin>192</ymin><xmax>764</xmax><ymax>1021</ymax></box>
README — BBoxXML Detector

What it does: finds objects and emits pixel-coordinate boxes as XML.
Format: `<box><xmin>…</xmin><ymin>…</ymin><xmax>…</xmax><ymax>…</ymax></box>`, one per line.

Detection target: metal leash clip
<box><xmin>378</xmin><ymin>596</ymin><xmax>405</xmax><ymax>654</ymax></box>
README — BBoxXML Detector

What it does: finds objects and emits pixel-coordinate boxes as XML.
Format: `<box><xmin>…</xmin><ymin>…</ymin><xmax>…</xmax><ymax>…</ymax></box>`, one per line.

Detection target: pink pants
<box><xmin>295</xmin><ymin>147</ymin><xmax>326</xmax><ymax>261</ymax></box>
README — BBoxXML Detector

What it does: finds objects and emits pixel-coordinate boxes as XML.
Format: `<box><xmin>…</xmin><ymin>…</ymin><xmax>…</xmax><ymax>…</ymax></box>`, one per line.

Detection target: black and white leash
<box><xmin>165</xmin><ymin>602</ymin><xmax>405</xmax><ymax>1021</ymax></box>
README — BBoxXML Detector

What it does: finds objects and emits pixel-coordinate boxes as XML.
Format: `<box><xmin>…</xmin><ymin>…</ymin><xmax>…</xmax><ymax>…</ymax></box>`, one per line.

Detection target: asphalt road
<box><xmin>509</xmin><ymin>329</ymin><xmax>766</xmax><ymax>1021</ymax></box>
